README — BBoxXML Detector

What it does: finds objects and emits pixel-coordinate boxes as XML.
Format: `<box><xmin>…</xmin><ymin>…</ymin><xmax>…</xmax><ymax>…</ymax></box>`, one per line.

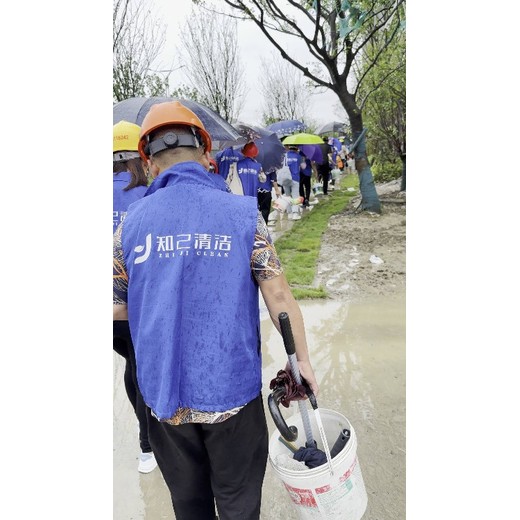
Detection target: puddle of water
<box><xmin>114</xmin><ymin>293</ymin><xmax>405</xmax><ymax>519</ymax></box>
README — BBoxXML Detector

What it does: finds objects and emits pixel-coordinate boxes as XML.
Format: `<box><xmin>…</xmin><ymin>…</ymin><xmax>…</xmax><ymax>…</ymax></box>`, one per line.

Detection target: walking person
<box><xmin>316</xmin><ymin>137</ymin><xmax>333</xmax><ymax>196</ymax></box>
<box><xmin>236</xmin><ymin>141</ymin><xmax>264</xmax><ymax>197</ymax></box>
<box><xmin>258</xmin><ymin>166</ymin><xmax>281</xmax><ymax>224</ymax></box>
<box><xmin>112</xmin><ymin>101</ymin><xmax>319</xmax><ymax>520</ymax></box>
<box><xmin>281</xmin><ymin>145</ymin><xmax>303</xmax><ymax>220</ymax></box>
<box><xmin>214</xmin><ymin>145</ymin><xmax>242</xmax><ymax>182</ymax></box>
<box><xmin>113</xmin><ymin>120</ymin><xmax>158</xmax><ymax>474</ymax></box>
<box><xmin>298</xmin><ymin>151</ymin><xmax>313</xmax><ymax>208</ymax></box>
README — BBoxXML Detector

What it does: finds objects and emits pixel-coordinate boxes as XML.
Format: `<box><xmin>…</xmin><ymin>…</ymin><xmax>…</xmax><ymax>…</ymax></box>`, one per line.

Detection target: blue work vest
<box><xmin>215</xmin><ymin>146</ymin><xmax>243</xmax><ymax>181</ymax></box>
<box><xmin>258</xmin><ymin>170</ymin><xmax>275</xmax><ymax>193</ymax></box>
<box><xmin>113</xmin><ymin>171</ymin><xmax>148</xmax><ymax>232</ymax></box>
<box><xmin>236</xmin><ymin>157</ymin><xmax>261</xmax><ymax>197</ymax></box>
<box><xmin>286</xmin><ymin>151</ymin><xmax>301</xmax><ymax>182</ymax></box>
<box><xmin>121</xmin><ymin>162</ymin><xmax>262</xmax><ymax>420</ymax></box>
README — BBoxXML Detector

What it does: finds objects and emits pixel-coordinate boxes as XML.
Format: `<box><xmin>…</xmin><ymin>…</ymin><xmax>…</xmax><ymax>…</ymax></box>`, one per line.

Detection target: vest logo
<box><xmin>134</xmin><ymin>233</ymin><xmax>152</xmax><ymax>264</ymax></box>
<box><xmin>238</xmin><ymin>167</ymin><xmax>259</xmax><ymax>175</ymax></box>
<box><xmin>134</xmin><ymin>232</ymin><xmax>233</xmax><ymax>261</ymax></box>
<box><xmin>113</xmin><ymin>210</ymin><xmax>127</xmax><ymax>230</ymax></box>
<box><xmin>134</xmin><ymin>233</ymin><xmax>232</xmax><ymax>264</ymax></box>
<box><xmin>156</xmin><ymin>233</ymin><xmax>232</xmax><ymax>259</ymax></box>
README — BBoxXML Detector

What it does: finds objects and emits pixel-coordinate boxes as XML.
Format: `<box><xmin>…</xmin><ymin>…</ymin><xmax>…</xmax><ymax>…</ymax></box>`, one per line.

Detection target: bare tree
<box><xmin>178</xmin><ymin>7</ymin><xmax>245</xmax><ymax>122</ymax></box>
<box><xmin>113</xmin><ymin>0</ymin><xmax>171</xmax><ymax>102</ymax></box>
<box><xmin>195</xmin><ymin>0</ymin><xmax>405</xmax><ymax>213</ymax></box>
<box><xmin>259</xmin><ymin>52</ymin><xmax>312</xmax><ymax>126</ymax></box>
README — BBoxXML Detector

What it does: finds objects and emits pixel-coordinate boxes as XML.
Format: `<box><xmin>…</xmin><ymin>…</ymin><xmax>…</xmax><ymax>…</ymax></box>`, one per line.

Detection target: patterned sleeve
<box><xmin>251</xmin><ymin>212</ymin><xmax>283</xmax><ymax>282</ymax></box>
<box><xmin>113</xmin><ymin>223</ymin><xmax>129</xmax><ymax>305</ymax></box>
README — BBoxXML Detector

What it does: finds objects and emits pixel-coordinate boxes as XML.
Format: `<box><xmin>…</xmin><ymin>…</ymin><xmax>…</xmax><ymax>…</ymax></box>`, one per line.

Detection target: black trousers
<box><xmin>113</xmin><ymin>321</ymin><xmax>152</xmax><ymax>453</ymax></box>
<box><xmin>147</xmin><ymin>394</ymin><xmax>268</xmax><ymax>520</ymax></box>
<box><xmin>257</xmin><ymin>191</ymin><xmax>272</xmax><ymax>224</ymax></box>
<box><xmin>320</xmin><ymin>171</ymin><xmax>330</xmax><ymax>194</ymax></box>
<box><xmin>299</xmin><ymin>175</ymin><xmax>311</xmax><ymax>203</ymax></box>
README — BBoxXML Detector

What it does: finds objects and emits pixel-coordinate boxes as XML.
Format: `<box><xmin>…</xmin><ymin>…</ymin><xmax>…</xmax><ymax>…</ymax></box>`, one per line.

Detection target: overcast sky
<box><xmin>151</xmin><ymin>0</ymin><xmax>345</xmax><ymax>127</ymax></box>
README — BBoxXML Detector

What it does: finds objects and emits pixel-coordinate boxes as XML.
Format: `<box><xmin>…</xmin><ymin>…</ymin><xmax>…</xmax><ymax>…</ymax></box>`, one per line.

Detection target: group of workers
<box><xmin>112</xmin><ymin>100</ymin><xmax>319</xmax><ymax>520</ymax></box>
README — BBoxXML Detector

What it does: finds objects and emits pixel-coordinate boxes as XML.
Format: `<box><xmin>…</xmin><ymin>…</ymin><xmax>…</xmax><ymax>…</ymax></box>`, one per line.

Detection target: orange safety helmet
<box><xmin>138</xmin><ymin>101</ymin><xmax>212</xmax><ymax>161</ymax></box>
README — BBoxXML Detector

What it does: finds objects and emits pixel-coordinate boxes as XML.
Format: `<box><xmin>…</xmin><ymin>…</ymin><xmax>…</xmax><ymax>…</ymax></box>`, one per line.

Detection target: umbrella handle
<box><xmin>267</xmin><ymin>388</ymin><xmax>298</xmax><ymax>442</ymax></box>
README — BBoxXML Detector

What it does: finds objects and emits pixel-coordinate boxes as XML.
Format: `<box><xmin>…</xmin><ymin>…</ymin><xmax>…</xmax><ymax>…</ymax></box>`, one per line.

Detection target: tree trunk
<box><xmin>400</xmin><ymin>154</ymin><xmax>406</xmax><ymax>192</ymax></box>
<box><xmin>352</xmin><ymin>130</ymin><xmax>381</xmax><ymax>213</ymax></box>
<box><xmin>341</xmin><ymin>91</ymin><xmax>381</xmax><ymax>214</ymax></box>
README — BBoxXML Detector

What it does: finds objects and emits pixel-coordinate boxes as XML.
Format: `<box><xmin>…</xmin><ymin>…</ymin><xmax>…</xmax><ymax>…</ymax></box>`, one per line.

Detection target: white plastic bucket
<box><xmin>273</xmin><ymin>195</ymin><xmax>292</xmax><ymax>213</ymax></box>
<box><xmin>268</xmin><ymin>409</ymin><xmax>368</xmax><ymax>519</ymax></box>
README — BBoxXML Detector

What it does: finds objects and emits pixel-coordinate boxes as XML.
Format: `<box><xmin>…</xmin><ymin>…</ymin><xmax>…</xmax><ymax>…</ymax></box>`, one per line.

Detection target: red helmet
<box><xmin>242</xmin><ymin>142</ymin><xmax>259</xmax><ymax>158</ymax></box>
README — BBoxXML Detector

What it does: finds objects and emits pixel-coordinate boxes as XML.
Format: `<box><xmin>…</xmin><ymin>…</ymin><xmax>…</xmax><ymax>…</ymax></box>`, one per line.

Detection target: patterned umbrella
<box><xmin>266</xmin><ymin>119</ymin><xmax>307</xmax><ymax>137</ymax></box>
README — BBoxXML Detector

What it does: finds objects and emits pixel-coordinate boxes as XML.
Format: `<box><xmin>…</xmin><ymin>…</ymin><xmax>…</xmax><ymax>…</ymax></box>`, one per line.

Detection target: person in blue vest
<box><xmin>236</xmin><ymin>141</ymin><xmax>264</xmax><ymax>198</ymax></box>
<box><xmin>238</xmin><ymin>141</ymin><xmax>281</xmax><ymax>224</ymax></box>
<box><xmin>113</xmin><ymin>101</ymin><xmax>319</xmax><ymax>520</ymax></box>
<box><xmin>282</xmin><ymin>145</ymin><xmax>303</xmax><ymax>220</ymax></box>
<box><xmin>316</xmin><ymin>137</ymin><xmax>333</xmax><ymax>196</ymax></box>
<box><xmin>298</xmin><ymin>150</ymin><xmax>314</xmax><ymax>208</ymax></box>
<box><xmin>113</xmin><ymin>120</ymin><xmax>149</xmax><ymax>232</ymax></box>
<box><xmin>112</xmin><ymin>120</ymin><xmax>158</xmax><ymax>474</ymax></box>
<box><xmin>214</xmin><ymin>145</ymin><xmax>242</xmax><ymax>182</ymax></box>
<box><xmin>258</xmin><ymin>166</ymin><xmax>281</xmax><ymax>224</ymax></box>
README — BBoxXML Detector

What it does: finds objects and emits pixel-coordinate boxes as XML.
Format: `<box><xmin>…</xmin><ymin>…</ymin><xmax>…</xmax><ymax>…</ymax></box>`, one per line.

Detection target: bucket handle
<box><xmin>267</xmin><ymin>387</ymin><xmax>298</xmax><ymax>442</ymax></box>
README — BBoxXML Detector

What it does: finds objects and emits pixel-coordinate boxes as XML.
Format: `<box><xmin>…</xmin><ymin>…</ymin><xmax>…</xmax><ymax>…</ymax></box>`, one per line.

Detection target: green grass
<box><xmin>274</xmin><ymin>174</ymin><xmax>359</xmax><ymax>299</ymax></box>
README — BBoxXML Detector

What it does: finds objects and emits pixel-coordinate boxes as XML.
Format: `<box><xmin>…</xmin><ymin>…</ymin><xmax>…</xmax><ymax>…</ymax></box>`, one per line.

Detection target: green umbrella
<box><xmin>282</xmin><ymin>133</ymin><xmax>324</xmax><ymax>145</ymax></box>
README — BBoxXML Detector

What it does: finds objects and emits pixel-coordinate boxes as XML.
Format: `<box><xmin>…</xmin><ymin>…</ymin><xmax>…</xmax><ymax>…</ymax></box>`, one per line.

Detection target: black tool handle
<box><xmin>278</xmin><ymin>312</ymin><xmax>296</xmax><ymax>356</ymax></box>
<box><xmin>280</xmin><ymin>311</ymin><xmax>319</xmax><ymax>411</ymax></box>
<box><xmin>267</xmin><ymin>388</ymin><xmax>298</xmax><ymax>442</ymax></box>
<box><xmin>330</xmin><ymin>429</ymin><xmax>351</xmax><ymax>458</ymax></box>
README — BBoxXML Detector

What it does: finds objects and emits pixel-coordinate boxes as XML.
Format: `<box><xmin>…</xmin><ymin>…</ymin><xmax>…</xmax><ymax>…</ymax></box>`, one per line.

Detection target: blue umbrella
<box><xmin>233</xmin><ymin>123</ymin><xmax>286</xmax><ymax>173</ymax></box>
<box><xmin>113</xmin><ymin>97</ymin><xmax>245</xmax><ymax>146</ymax></box>
<box><xmin>266</xmin><ymin>120</ymin><xmax>307</xmax><ymax>138</ymax></box>
<box><xmin>329</xmin><ymin>137</ymin><xmax>342</xmax><ymax>153</ymax></box>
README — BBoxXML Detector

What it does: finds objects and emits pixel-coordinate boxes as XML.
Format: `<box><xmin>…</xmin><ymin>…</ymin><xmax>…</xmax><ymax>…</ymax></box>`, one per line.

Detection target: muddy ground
<box><xmin>314</xmin><ymin>178</ymin><xmax>406</xmax><ymax>302</ymax></box>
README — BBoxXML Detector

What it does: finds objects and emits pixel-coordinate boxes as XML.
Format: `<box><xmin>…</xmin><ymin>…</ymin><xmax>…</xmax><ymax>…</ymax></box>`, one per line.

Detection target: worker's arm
<box><xmin>113</xmin><ymin>304</ymin><xmax>128</xmax><ymax>321</ymax></box>
<box><xmin>259</xmin><ymin>274</ymin><xmax>319</xmax><ymax>396</ymax></box>
<box><xmin>113</xmin><ymin>223</ymin><xmax>129</xmax><ymax>321</ymax></box>
<box><xmin>272</xmin><ymin>180</ymin><xmax>281</xmax><ymax>198</ymax></box>
<box><xmin>250</xmin><ymin>212</ymin><xmax>318</xmax><ymax>395</ymax></box>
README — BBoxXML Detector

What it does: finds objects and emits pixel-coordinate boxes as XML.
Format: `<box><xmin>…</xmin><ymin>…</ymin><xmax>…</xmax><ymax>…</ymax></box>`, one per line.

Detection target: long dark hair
<box><xmin>113</xmin><ymin>158</ymin><xmax>148</xmax><ymax>190</ymax></box>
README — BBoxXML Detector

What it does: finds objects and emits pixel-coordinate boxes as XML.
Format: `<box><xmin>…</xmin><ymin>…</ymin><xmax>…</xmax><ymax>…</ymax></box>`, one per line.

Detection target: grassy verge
<box><xmin>273</xmin><ymin>173</ymin><xmax>360</xmax><ymax>299</ymax></box>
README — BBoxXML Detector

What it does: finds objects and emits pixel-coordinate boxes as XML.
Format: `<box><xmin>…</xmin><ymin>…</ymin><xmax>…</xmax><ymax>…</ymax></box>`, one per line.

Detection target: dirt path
<box><xmin>315</xmin><ymin>178</ymin><xmax>406</xmax><ymax>301</ymax></box>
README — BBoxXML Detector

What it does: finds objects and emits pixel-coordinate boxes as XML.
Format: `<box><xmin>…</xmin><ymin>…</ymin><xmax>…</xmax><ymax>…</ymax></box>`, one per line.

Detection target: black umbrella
<box><xmin>316</xmin><ymin>121</ymin><xmax>348</xmax><ymax>135</ymax></box>
<box><xmin>113</xmin><ymin>97</ymin><xmax>245</xmax><ymax>146</ymax></box>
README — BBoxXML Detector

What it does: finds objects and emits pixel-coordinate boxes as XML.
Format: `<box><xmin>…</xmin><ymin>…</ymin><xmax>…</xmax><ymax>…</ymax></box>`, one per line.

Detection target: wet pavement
<box><xmin>114</xmin><ymin>292</ymin><xmax>405</xmax><ymax>519</ymax></box>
